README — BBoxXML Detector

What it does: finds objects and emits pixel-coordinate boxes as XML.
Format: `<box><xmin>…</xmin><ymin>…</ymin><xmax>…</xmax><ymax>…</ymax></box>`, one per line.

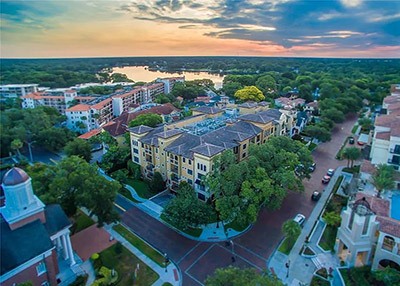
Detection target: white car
<box><xmin>327</xmin><ymin>168</ymin><xmax>335</xmax><ymax>176</ymax></box>
<box><xmin>293</xmin><ymin>214</ymin><xmax>306</xmax><ymax>226</ymax></box>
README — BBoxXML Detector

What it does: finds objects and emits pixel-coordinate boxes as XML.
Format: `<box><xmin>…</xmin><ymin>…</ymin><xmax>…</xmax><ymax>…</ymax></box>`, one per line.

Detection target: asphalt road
<box><xmin>120</xmin><ymin>114</ymin><xmax>358</xmax><ymax>285</ymax></box>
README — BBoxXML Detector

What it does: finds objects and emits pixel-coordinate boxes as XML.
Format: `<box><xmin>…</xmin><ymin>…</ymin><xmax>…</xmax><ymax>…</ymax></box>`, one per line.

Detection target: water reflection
<box><xmin>112</xmin><ymin>66</ymin><xmax>225</xmax><ymax>89</ymax></box>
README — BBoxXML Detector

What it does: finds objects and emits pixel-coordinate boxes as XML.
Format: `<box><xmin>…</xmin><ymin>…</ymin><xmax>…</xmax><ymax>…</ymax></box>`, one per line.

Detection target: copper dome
<box><xmin>2</xmin><ymin>167</ymin><xmax>30</xmax><ymax>186</ymax></box>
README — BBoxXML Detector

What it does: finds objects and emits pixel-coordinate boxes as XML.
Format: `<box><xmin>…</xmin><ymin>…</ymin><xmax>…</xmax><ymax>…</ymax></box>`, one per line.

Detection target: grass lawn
<box><xmin>310</xmin><ymin>276</ymin><xmax>330</xmax><ymax>286</ymax></box>
<box><xmin>351</xmin><ymin>124</ymin><xmax>359</xmax><ymax>134</ymax></box>
<box><xmin>278</xmin><ymin>236</ymin><xmax>298</xmax><ymax>255</ymax></box>
<box><xmin>113</xmin><ymin>224</ymin><xmax>165</xmax><ymax>267</ymax></box>
<box><xmin>99</xmin><ymin>244</ymin><xmax>159</xmax><ymax>286</ymax></box>
<box><xmin>224</xmin><ymin>220</ymin><xmax>249</xmax><ymax>232</ymax></box>
<box><xmin>71</xmin><ymin>210</ymin><xmax>95</xmax><ymax>234</ymax></box>
<box><xmin>319</xmin><ymin>225</ymin><xmax>338</xmax><ymax>251</ymax></box>
<box><xmin>332</xmin><ymin>176</ymin><xmax>344</xmax><ymax>194</ymax></box>
<box><xmin>308</xmin><ymin>142</ymin><xmax>317</xmax><ymax>151</ymax></box>
<box><xmin>126</xmin><ymin>178</ymin><xmax>153</xmax><ymax>199</ymax></box>
<box><xmin>118</xmin><ymin>187</ymin><xmax>140</xmax><ymax>203</ymax></box>
<box><xmin>342</xmin><ymin>166</ymin><xmax>360</xmax><ymax>174</ymax></box>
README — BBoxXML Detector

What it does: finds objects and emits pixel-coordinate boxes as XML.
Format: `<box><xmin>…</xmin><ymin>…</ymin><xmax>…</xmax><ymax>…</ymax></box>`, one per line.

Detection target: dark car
<box><xmin>348</xmin><ymin>137</ymin><xmax>355</xmax><ymax>144</ymax></box>
<box><xmin>309</xmin><ymin>163</ymin><xmax>316</xmax><ymax>172</ymax></box>
<box><xmin>311</xmin><ymin>191</ymin><xmax>321</xmax><ymax>201</ymax></box>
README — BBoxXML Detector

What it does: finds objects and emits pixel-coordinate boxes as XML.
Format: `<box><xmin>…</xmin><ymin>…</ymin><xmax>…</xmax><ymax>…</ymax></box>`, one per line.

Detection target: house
<box><xmin>0</xmin><ymin>168</ymin><xmax>75</xmax><ymax>286</ymax></box>
<box><xmin>370</xmin><ymin>84</ymin><xmax>400</xmax><ymax>170</ymax></box>
<box><xmin>335</xmin><ymin>193</ymin><xmax>400</xmax><ymax>271</ymax></box>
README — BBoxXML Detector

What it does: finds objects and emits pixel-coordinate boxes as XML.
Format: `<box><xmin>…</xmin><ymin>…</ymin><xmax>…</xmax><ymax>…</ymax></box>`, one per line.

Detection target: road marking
<box><xmin>215</xmin><ymin>244</ymin><xmax>264</xmax><ymax>271</ymax></box>
<box><xmin>184</xmin><ymin>271</ymin><xmax>205</xmax><ymax>286</ymax></box>
<box><xmin>177</xmin><ymin>241</ymin><xmax>202</xmax><ymax>264</ymax></box>
<box><xmin>234</xmin><ymin>242</ymin><xmax>268</xmax><ymax>262</ymax></box>
<box><xmin>114</xmin><ymin>202</ymin><xmax>126</xmax><ymax>212</ymax></box>
<box><xmin>185</xmin><ymin>244</ymin><xmax>215</xmax><ymax>272</ymax></box>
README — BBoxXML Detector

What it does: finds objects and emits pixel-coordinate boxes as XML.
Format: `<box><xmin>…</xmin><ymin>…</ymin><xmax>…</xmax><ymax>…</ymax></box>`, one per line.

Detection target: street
<box><xmin>120</xmin><ymin>114</ymin><xmax>358</xmax><ymax>285</ymax></box>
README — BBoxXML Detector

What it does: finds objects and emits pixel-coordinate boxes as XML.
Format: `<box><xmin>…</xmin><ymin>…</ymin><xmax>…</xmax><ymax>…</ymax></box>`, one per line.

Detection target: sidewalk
<box><xmin>268</xmin><ymin>167</ymin><xmax>345</xmax><ymax>286</ymax></box>
<box><xmin>104</xmin><ymin>224</ymin><xmax>181</xmax><ymax>286</ymax></box>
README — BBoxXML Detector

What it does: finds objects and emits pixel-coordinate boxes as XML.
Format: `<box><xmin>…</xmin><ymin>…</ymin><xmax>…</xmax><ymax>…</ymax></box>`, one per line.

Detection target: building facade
<box><xmin>0</xmin><ymin>168</ymin><xmax>75</xmax><ymax>286</ymax></box>
<box><xmin>335</xmin><ymin>193</ymin><xmax>400</xmax><ymax>271</ymax></box>
<box><xmin>0</xmin><ymin>84</ymin><xmax>39</xmax><ymax>99</ymax></box>
<box><xmin>130</xmin><ymin>104</ymin><xmax>287</xmax><ymax>200</ymax></box>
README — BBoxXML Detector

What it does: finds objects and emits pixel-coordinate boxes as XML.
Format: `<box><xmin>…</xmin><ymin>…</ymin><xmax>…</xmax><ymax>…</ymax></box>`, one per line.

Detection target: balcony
<box><xmin>170</xmin><ymin>165</ymin><xmax>179</xmax><ymax>174</ymax></box>
<box><xmin>388</xmin><ymin>158</ymin><xmax>400</xmax><ymax>166</ymax></box>
<box><xmin>389</xmin><ymin>147</ymin><xmax>400</xmax><ymax>155</ymax></box>
<box><xmin>145</xmin><ymin>155</ymin><xmax>153</xmax><ymax>162</ymax></box>
<box><xmin>146</xmin><ymin>163</ymin><xmax>154</xmax><ymax>171</ymax></box>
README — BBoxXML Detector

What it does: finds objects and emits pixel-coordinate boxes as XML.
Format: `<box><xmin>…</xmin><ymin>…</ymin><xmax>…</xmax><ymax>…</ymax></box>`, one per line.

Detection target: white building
<box><xmin>156</xmin><ymin>77</ymin><xmax>185</xmax><ymax>94</ymax></box>
<box><xmin>335</xmin><ymin>193</ymin><xmax>400</xmax><ymax>271</ymax></box>
<box><xmin>0</xmin><ymin>84</ymin><xmax>39</xmax><ymax>99</ymax></box>
<box><xmin>370</xmin><ymin>85</ymin><xmax>400</xmax><ymax>170</ymax></box>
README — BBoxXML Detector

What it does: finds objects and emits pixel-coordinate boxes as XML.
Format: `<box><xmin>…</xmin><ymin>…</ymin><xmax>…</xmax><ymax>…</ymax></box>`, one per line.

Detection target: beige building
<box><xmin>335</xmin><ymin>193</ymin><xmax>400</xmax><ymax>271</ymax></box>
<box><xmin>129</xmin><ymin>105</ymin><xmax>287</xmax><ymax>200</ymax></box>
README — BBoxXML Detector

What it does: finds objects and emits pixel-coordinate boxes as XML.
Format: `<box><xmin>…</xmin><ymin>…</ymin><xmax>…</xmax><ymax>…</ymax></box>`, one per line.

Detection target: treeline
<box><xmin>1</xmin><ymin>57</ymin><xmax>399</xmax><ymax>90</ymax></box>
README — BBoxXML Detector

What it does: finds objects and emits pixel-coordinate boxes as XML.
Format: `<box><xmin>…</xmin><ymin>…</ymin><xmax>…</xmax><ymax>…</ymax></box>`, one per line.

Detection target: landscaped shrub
<box><xmin>316</xmin><ymin>268</ymin><xmax>328</xmax><ymax>279</ymax></box>
<box><xmin>303</xmin><ymin>246</ymin><xmax>316</xmax><ymax>256</ymax></box>
<box><xmin>115</xmin><ymin>242</ymin><xmax>123</xmax><ymax>254</ymax></box>
<box><xmin>69</xmin><ymin>275</ymin><xmax>88</xmax><ymax>286</ymax></box>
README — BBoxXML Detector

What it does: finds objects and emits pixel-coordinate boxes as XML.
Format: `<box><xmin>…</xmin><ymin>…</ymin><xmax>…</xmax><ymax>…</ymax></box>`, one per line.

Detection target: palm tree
<box><xmin>282</xmin><ymin>220</ymin><xmax>301</xmax><ymax>243</ymax></box>
<box><xmin>11</xmin><ymin>138</ymin><xmax>23</xmax><ymax>158</ymax></box>
<box><xmin>372</xmin><ymin>164</ymin><xmax>395</xmax><ymax>197</ymax></box>
<box><xmin>342</xmin><ymin>147</ymin><xmax>361</xmax><ymax>168</ymax></box>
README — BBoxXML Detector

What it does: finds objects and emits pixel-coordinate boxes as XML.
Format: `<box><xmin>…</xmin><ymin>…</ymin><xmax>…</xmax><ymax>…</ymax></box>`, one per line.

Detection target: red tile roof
<box><xmin>376</xmin><ymin>216</ymin><xmax>400</xmax><ymax>237</ymax></box>
<box><xmin>355</xmin><ymin>193</ymin><xmax>390</xmax><ymax>217</ymax></box>
<box><xmin>375</xmin><ymin>131</ymin><xmax>391</xmax><ymax>140</ymax></box>
<box><xmin>78</xmin><ymin>128</ymin><xmax>102</xmax><ymax>139</ymax></box>
<box><xmin>91</xmin><ymin>98</ymin><xmax>112</xmax><ymax>110</ymax></box>
<box><xmin>66</xmin><ymin>104</ymin><xmax>91</xmax><ymax>112</ymax></box>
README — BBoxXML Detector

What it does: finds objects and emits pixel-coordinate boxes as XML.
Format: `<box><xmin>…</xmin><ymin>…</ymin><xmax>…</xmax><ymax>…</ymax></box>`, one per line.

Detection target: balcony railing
<box><xmin>389</xmin><ymin>148</ymin><xmax>400</xmax><ymax>155</ymax></box>
<box><xmin>387</xmin><ymin>158</ymin><xmax>400</xmax><ymax>166</ymax></box>
<box><xmin>170</xmin><ymin>165</ymin><xmax>179</xmax><ymax>174</ymax></box>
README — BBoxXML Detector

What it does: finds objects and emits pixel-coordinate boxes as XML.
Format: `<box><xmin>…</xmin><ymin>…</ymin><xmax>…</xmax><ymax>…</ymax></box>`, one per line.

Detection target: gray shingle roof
<box><xmin>44</xmin><ymin>205</ymin><xmax>72</xmax><ymax>236</ymax></box>
<box><xmin>1</xmin><ymin>219</ymin><xmax>54</xmax><ymax>275</ymax></box>
<box><xmin>191</xmin><ymin>143</ymin><xmax>225</xmax><ymax>157</ymax></box>
<box><xmin>239</xmin><ymin>109</ymin><xmax>282</xmax><ymax>124</ymax></box>
<box><xmin>157</xmin><ymin>129</ymin><xmax>184</xmax><ymax>139</ymax></box>
<box><xmin>128</xmin><ymin>125</ymin><xmax>153</xmax><ymax>135</ymax></box>
<box><xmin>164</xmin><ymin>133</ymin><xmax>202</xmax><ymax>159</ymax></box>
<box><xmin>193</xmin><ymin>106</ymin><xmax>223</xmax><ymax>114</ymax></box>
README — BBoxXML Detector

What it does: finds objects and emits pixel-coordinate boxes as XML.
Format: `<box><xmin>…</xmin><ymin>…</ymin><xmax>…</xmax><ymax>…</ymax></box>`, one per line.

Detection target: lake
<box><xmin>111</xmin><ymin>66</ymin><xmax>225</xmax><ymax>89</ymax></box>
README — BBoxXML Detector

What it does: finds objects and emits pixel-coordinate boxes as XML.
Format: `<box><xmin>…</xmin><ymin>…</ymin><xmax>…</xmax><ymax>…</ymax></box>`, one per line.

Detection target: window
<box><xmin>183</xmin><ymin>158</ymin><xmax>186</xmax><ymax>163</ymax></box>
<box><xmin>188</xmin><ymin>169</ymin><xmax>193</xmax><ymax>175</ymax></box>
<box><xmin>204</xmin><ymin>166</ymin><xmax>207</xmax><ymax>172</ymax></box>
<box><xmin>134</xmin><ymin>157</ymin><xmax>139</xmax><ymax>163</ymax></box>
<box><xmin>189</xmin><ymin>160</ymin><xmax>192</xmax><ymax>165</ymax></box>
<box><xmin>188</xmin><ymin>179</ymin><xmax>193</xmax><ymax>185</ymax></box>
<box><xmin>242</xmin><ymin>153</ymin><xmax>246</xmax><ymax>158</ymax></box>
<box><xmin>348</xmin><ymin>210</ymin><xmax>355</xmax><ymax>230</ymax></box>
<box><xmin>36</xmin><ymin>262</ymin><xmax>47</xmax><ymax>276</ymax></box>
<box><xmin>382</xmin><ymin>236</ymin><xmax>395</xmax><ymax>252</ymax></box>
<box><xmin>233</xmin><ymin>146</ymin><xmax>239</xmax><ymax>154</ymax></box>
<box><xmin>141</xmin><ymin>143</ymin><xmax>144</xmax><ymax>148</ymax></box>
<box><xmin>243</xmin><ymin>144</ymin><xmax>247</xmax><ymax>150</ymax></box>
<box><xmin>133</xmin><ymin>148</ymin><xmax>139</xmax><ymax>154</ymax></box>
<box><xmin>197</xmin><ymin>163</ymin><xmax>200</xmax><ymax>169</ymax></box>
<box><xmin>41</xmin><ymin>282</ymin><xmax>50</xmax><ymax>286</ymax></box>
<box><xmin>362</xmin><ymin>215</ymin><xmax>370</xmax><ymax>235</ymax></box>
<box><xmin>132</xmin><ymin>140</ymin><xmax>138</xmax><ymax>146</ymax></box>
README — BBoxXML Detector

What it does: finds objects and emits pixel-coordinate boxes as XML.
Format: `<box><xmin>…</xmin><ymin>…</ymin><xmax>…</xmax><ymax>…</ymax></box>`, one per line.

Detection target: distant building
<box><xmin>156</xmin><ymin>77</ymin><xmax>185</xmax><ymax>94</ymax></box>
<box><xmin>0</xmin><ymin>84</ymin><xmax>39</xmax><ymax>99</ymax></box>
<box><xmin>0</xmin><ymin>168</ymin><xmax>75</xmax><ymax>286</ymax></box>
<box><xmin>335</xmin><ymin>193</ymin><xmax>400</xmax><ymax>270</ymax></box>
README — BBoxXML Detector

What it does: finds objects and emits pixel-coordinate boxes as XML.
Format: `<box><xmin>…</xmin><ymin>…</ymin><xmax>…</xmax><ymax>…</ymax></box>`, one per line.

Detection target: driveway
<box><xmin>121</xmin><ymin>114</ymin><xmax>358</xmax><ymax>285</ymax></box>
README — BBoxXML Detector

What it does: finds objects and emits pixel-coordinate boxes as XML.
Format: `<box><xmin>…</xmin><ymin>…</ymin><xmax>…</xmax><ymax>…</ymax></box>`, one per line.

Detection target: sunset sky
<box><xmin>1</xmin><ymin>0</ymin><xmax>399</xmax><ymax>58</ymax></box>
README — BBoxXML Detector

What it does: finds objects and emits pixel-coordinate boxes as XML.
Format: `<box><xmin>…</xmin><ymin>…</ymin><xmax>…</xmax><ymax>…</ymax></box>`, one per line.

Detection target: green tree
<box><xmin>323</xmin><ymin>211</ymin><xmax>341</xmax><ymax>227</ymax></box>
<box><xmin>222</xmin><ymin>81</ymin><xmax>242</xmax><ymax>97</ymax></box>
<box><xmin>205</xmin><ymin>266</ymin><xmax>283</xmax><ymax>286</ymax></box>
<box><xmin>16</xmin><ymin>282</ymin><xmax>33</xmax><ymax>286</ymax></box>
<box><xmin>342</xmin><ymin>147</ymin><xmax>361</xmax><ymax>167</ymax></box>
<box><xmin>11</xmin><ymin>138</ymin><xmax>23</xmax><ymax>157</ymax></box>
<box><xmin>303</xmin><ymin>125</ymin><xmax>331</xmax><ymax>142</ymax></box>
<box><xmin>64</xmin><ymin>138</ymin><xmax>92</xmax><ymax>162</ymax></box>
<box><xmin>38</xmin><ymin>127</ymin><xmax>75</xmax><ymax>152</ymax></box>
<box><xmin>127</xmin><ymin>161</ymin><xmax>141</xmax><ymax>180</ymax></box>
<box><xmin>282</xmin><ymin>220</ymin><xmax>301</xmax><ymax>243</ymax></box>
<box><xmin>162</xmin><ymin>182</ymin><xmax>215</xmax><ymax>230</ymax></box>
<box><xmin>100</xmin><ymin>146</ymin><xmax>130</xmax><ymax>173</ymax></box>
<box><xmin>149</xmin><ymin>171</ymin><xmax>165</xmax><ymax>193</ymax></box>
<box><xmin>255</xmin><ymin>75</ymin><xmax>277</xmax><ymax>97</ymax></box>
<box><xmin>128</xmin><ymin>113</ymin><xmax>163</xmax><ymax>128</ymax></box>
<box><xmin>321</xmin><ymin>108</ymin><xmax>345</xmax><ymax>123</ymax></box>
<box><xmin>373</xmin><ymin>267</ymin><xmax>400</xmax><ymax>286</ymax></box>
<box><xmin>372</xmin><ymin>164</ymin><xmax>395</xmax><ymax>195</ymax></box>
<box><xmin>358</xmin><ymin>117</ymin><xmax>373</xmax><ymax>131</ymax></box>
<box><xmin>234</xmin><ymin>86</ymin><xmax>265</xmax><ymax>102</ymax></box>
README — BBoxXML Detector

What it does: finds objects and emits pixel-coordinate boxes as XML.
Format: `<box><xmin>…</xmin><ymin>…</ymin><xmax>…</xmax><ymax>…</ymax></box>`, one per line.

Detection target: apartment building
<box><xmin>21</xmin><ymin>89</ymin><xmax>94</xmax><ymax>114</ymax></box>
<box><xmin>130</xmin><ymin>104</ymin><xmax>287</xmax><ymax>200</ymax></box>
<box><xmin>335</xmin><ymin>193</ymin><xmax>400</xmax><ymax>271</ymax></box>
<box><xmin>0</xmin><ymin>84</ymin><xmax>38</xmax><ymax>99</ymax></box>
<box><xmin>156</xmin><ymin>77</ymin><xmax>185</xmax><ymax>94</ymax></box>
<box><xmin>370</xmin><ymin>84</ymin><xmax>400</xmax><ymax>170</ymax></box>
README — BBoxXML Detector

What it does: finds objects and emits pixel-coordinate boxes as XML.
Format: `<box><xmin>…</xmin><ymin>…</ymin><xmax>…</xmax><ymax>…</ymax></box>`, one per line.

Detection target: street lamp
<box><xmin>230</xmin><ymin>240</ymin><xmax>236</xmax><ymax>263</ymax></box>
<box><xmin>164</xmin><ymin>253</ymin><xmax>169</xmax><ymax>272</ymax></box>
<box><xmin>286</xmin><ymin>260</ymin><xmax>290</xmax><ymax>278</ymax></box>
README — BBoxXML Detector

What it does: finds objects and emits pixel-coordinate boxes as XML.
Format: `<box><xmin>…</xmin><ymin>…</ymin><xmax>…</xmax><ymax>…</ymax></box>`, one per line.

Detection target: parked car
<box><xmin>311</xmin><ymin>191</ymin><xmax>321</xmax><ymax>201</ymax></box>
<box><xmin>348</xmin><ymin>137</ymin><xmax>355</xmax><ymax>144</ymax></box>
<box><xmin>309</xmin><ymin>163</ymin><xmax>316</xmax><ymax>172</ymax></box>
<box><xmin>327</xmin><ymin>168</ymin><xmax>335</xmax><ymax>176</ymax></box>
<box><xmin>322</xmin><ymin>175</ymin><xmax>331</xmax><ymax>184</ymax></box>
<box><xmin>293</xmin><ymin>214</ymin><xmax>306</xmax><ymax>226</ymax></box>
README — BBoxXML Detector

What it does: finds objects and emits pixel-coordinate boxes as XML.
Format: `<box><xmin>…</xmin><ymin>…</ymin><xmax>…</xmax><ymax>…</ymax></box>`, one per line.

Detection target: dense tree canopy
<box><xmin>128</xmin><ymin>113</ymin><xmax>163</xmax><ymax>128</ymax></box>
<box><xmin>205</xmin><ymin>266</ymin><xmax>283</xmax><ymax>286</ymax></box>
<box><xmin>27</xmin><ymin>156</ymin><xmax>120</xmax><ymax>225</ymax></box>
<box><xmin>234</xmin><ymin>86</ymin><xmax>265</xmax><ymax>102</ymax></box>
<box><xmin>372</xmin><ymin>164</ymin><xmax>395</xmax><ymax>194</ymax></box>
<box><xmin>0</xmin><ymin>106</ymin><xmax>73</xmax><ymax>157</ymax></box>
<box><xmin>206</xmin><ymin>136</ymin><xmax>312</xmax><ymax>227</ymax></box>
<box><xmin>64</xmin><ymin>138</ymin><xmax>92</xmax><ymax>162</ymax></box>
<box><xmin>162</xmin><ymin>182</ymin><xmax>215</xmax><ymax>230</ymax></box>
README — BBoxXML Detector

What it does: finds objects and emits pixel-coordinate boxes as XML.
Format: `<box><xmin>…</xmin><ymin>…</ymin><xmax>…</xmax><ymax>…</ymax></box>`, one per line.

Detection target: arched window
<box><xmin>348</xmin><ymin>210</ymin><xmax>355</xmax><ymax>230</ymax></box>
<box><xmin>382</xmin><ymin>236</ymin><xmax>395</xmax><ymax>252</ymax></box>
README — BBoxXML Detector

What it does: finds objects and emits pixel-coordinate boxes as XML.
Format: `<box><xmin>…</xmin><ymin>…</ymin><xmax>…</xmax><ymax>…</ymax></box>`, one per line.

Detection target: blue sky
<box><xmin>1</xmin><ymin>0</ymin><xmax>399</xmax><ymax>58</ymax></box>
